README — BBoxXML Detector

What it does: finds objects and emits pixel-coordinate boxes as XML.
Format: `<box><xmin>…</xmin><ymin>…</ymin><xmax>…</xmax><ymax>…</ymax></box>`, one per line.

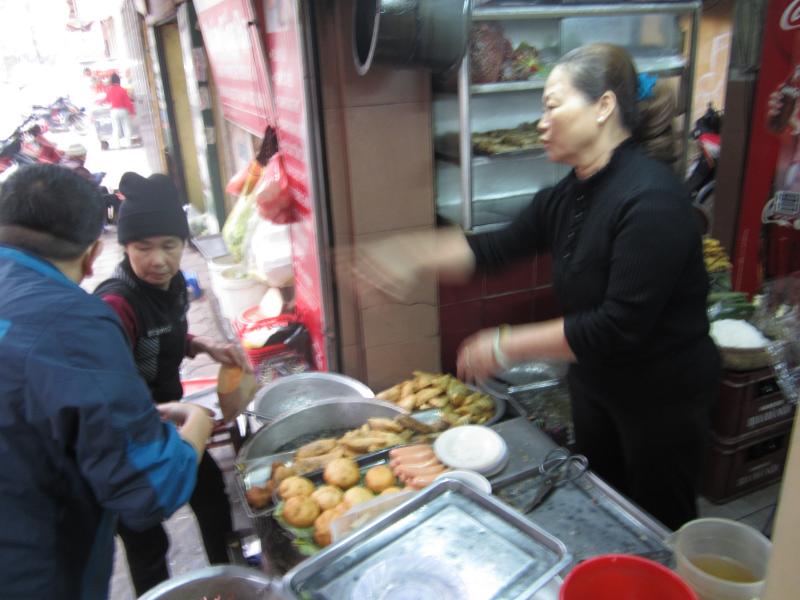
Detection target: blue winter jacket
<box><xmin>0</xmin><ymin>245</ymin><xmax>198</xmax><ymax>600</ymax></box>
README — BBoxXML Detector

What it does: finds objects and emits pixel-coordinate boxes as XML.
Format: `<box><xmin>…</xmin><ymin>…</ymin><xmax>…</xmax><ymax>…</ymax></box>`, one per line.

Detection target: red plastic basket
<box><xmin>233</xmin><ymin>306</ymin><xmax>294</xmax><ymax>339</ymax></box>
<box><xmin>181</xmin><ymin>377</ymin><xmax>218</xmax><ymax>396</ymax></box>
<box><xmin>232</xmin><ymin>308</ymin><xmax>298</xmax><ymax>372</ymax></box>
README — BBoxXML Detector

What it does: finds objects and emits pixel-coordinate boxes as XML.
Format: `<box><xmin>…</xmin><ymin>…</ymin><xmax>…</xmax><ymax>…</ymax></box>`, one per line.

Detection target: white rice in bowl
<box><xmin>710</xmin><ymin>319</ymin><xmax>769</xmax><ymax>349</ymax></box>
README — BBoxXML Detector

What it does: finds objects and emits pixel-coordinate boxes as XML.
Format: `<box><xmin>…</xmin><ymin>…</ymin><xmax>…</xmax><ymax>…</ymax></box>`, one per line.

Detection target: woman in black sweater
<box><xmin>359</xmin><ymin>44</ymin><xmax>720</xmax><ymax>529</ymax></box>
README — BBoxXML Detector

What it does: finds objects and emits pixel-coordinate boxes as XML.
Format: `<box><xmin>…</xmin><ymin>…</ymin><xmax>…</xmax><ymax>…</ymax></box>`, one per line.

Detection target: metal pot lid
<box><xmin>137</xmin><ymin>565</ymin><xmax>284</xmax><ymax>600</ymax></box>
<box><xmin>251</xmin><ymin>371</ymin><xmax>374</xmax><ymax>422</ymax></box>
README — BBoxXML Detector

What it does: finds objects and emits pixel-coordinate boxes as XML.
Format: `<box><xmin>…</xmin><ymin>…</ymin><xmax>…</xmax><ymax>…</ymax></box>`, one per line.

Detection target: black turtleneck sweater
<box><xmin>468</xmin><ymin>138</ymin><xmax>720</xmax><ymax>396</ymax></box>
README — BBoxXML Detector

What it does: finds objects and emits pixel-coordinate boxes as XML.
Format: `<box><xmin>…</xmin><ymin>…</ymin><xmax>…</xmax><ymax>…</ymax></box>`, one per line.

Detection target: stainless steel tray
<box><xmin>283</xmin><ymin>479</ymin><xmax>570</xmax><ymax>600</ymax></box>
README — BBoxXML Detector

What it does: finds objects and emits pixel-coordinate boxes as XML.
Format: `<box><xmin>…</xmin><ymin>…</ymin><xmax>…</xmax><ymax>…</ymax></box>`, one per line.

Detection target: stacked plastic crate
<box><xmin>702</xmin><ymin>366</ymin><xmax>796</xmax><ymax>503</ymax></box>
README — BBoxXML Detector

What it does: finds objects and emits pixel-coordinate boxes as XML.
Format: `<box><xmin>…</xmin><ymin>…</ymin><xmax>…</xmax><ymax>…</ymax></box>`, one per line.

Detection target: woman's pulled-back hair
<box><xmin>555</xmin><ymin>43</ymin><xmax>677</xmax><ymax>164</ymax></box>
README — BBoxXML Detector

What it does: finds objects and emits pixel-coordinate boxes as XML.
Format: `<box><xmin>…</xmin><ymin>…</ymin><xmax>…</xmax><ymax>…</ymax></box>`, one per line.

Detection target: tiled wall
<box><xmin>439</xmin><ymin>254</ymin><xmax>561</xmax><ymax>374</ymax></box>
<box><xmin>315</xmin><ymin>1</ymin><xmax>563</xmax><ymax>384</ymax></box>
<box><xmin>315</xmin><ymin>0</ymin><xmax>440</xmax><ymax>391</ymax></box>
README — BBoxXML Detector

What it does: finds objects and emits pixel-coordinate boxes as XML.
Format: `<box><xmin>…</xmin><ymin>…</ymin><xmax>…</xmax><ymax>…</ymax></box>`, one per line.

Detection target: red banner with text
<box><xmin>194</xmin><ymin>0</ymin><xmax>272</xmax><ymax>136</ymax></box>
<box><xmin>259</xmin><ymin>0</ymin><xmax>327</xmax><ymax>370</ymax></box>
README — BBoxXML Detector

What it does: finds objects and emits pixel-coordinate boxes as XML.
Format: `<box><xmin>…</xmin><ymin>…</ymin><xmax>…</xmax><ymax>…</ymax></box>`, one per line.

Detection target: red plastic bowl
<box><xmin>560</xmin><ymin>554</ymin><xmax>698</xmax><ymax>600</ymax></box>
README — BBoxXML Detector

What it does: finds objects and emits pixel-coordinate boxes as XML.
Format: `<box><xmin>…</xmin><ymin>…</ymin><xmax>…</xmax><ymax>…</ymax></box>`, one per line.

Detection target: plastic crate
<box><xmin>701</xmin><ymin>419</ymin><xmax>793</xmax><ymax>504</ymax></box>
<box><xmin>713</xmin><ymin>367</ymin><xmax>795</xmax><ymax>438</ymax></box>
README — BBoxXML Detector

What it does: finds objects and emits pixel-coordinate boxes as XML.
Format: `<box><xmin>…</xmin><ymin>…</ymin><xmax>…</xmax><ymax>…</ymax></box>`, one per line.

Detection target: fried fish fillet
<box><xmin>295</xmin><ymin>438</ymin><xmax>338</xmax><ymax>459</ymax></box>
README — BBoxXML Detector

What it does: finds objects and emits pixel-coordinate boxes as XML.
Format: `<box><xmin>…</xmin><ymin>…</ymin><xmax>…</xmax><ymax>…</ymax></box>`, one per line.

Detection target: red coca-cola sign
<box><xmin>781</xmin><ymin>0</ymin><xmax>800</xmax><ymax>30</ymax></box>
<box><xmin>734</xmin><ymin>0</ymin><xmax>800</xmax><ymax>292</ymax></box>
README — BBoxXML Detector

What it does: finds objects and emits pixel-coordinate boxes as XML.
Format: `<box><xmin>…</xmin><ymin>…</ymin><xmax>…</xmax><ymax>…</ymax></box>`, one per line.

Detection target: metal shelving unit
<box><xmin>435</xmin><ymin>1</ymin><xmax>702</xmax><ymax>230</ymax></box>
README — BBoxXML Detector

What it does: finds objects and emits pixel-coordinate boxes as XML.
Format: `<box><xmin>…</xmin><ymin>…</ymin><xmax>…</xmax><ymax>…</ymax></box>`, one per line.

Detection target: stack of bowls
<box><xmin>433</xmin><ymin>425</ymin><xmax>509</xmax><ymax>476</ymax></box>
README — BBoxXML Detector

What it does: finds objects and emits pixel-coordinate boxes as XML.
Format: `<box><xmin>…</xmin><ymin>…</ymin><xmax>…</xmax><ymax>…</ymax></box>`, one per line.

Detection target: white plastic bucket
<box><xmin>208</xmin><ymin>255</ymin><xmax>241</xmax><ymax>296</ymax></box>
<box><xmin>670</xmin><ymin>517</ymin><xmax>772</xmax><ymax>600</ymax></box>
<box><xmin>215</xmin><ymin>266</ymin><xmax>268</xmax><ymax>321</ymax></box>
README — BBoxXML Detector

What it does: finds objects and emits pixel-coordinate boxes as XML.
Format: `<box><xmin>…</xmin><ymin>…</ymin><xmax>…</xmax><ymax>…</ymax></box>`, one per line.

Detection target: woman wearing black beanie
<box><xmin>94</xmin><ymin>172</ymin><xmax>248</xmax><ymax>595</ymax></box>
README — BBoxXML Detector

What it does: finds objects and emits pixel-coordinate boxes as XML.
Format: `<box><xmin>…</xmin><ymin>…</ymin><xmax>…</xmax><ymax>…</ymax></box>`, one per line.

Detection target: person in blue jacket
<box><xmin>0</xmin><ymin>164</ymin><xmax>214</xmax><ymax>600</ymax></box>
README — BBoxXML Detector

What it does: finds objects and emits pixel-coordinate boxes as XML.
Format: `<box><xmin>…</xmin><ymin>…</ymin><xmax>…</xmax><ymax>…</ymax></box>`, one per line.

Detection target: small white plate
<box><xmin>433</xmin><ymin>425</ymin><xmax>509</xmax><ymax>474</ymax></box>
<box><xmin>435</xmin><ymin>470</ymin><xmax>492</xmax><ymax>494</ymax></box>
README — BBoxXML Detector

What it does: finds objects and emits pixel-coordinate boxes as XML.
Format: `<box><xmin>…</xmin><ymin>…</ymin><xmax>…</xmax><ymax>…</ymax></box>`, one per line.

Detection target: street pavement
<box><xmin>47</xmin><ymin>126</ymin><xmax>152</xmax><ymax>192</ymax></box>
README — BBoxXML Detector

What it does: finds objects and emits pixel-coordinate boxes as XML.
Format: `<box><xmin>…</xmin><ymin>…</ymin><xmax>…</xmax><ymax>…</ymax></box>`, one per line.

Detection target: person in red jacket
<box><xmin>104</xmin><ymin>73</ymin><xmax>135</xmax><ymax>148</ymax></box>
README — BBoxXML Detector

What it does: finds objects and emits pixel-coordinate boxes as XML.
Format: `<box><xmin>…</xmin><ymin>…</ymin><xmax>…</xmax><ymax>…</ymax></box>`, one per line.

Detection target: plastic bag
<box><xmin>752</xmin><ymin>273</ymin><xmax>800</xmax><ymax>404</ymax></box>
<box><xmin>225</xmin><ymin>163</ymin><xmax>251</xmax><ymax>196</ymax></box>
<box><xmin>255</xmin><ymin>153</ymin><xmax>293</xmax><ymax>223</ymax></box>
<box><xmin>221</xmin><ymin>192</ymin><xmax>258</xmax><ymax>262</ymax></box>
<box><xmin>330</xmin><ymin>490</ymin><xmax>416</xmax><ymax>543</ymax></box>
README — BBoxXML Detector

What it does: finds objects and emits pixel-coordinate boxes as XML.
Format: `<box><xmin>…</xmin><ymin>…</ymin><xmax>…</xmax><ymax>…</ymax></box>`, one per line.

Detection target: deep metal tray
<box><xmin>283</xmin><ymin>479</ymin><xmax>570</xmax><ymax>600</ymax></box>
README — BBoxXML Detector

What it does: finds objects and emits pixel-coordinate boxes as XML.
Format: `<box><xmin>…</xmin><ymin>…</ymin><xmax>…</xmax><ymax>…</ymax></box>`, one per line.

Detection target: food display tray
<box><xmin>235</xmin><ymin>450</ymin><xmax>297</xmax><ymax>520</ymax></box>
<box><xmin>235</xmin><ymin>447</ymin><xmax>397</xmax><ymax>520</ymax></box>
<box><xmin>283</xmin><ymin>479</ymin><xmax>570</xmax><ymax>600</ymax></box>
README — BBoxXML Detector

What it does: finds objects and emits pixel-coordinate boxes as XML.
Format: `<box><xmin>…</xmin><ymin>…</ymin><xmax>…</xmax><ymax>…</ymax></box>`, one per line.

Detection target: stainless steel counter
<box><xmin>488</xmin><ymin>416</ymin><xmax>673</xmax><ymax>570</ymax></box>
<box><xmin>249</xmin><ymin>410</ymin><xmax>674</xmax><ymax>578</ymax></box>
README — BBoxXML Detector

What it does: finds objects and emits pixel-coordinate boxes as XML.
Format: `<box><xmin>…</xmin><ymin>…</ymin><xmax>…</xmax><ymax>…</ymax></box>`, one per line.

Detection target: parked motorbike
<box><xmin>0</xmin><ymin>116</ymin><xmax>40</xmax><ymax>183</ymax></box>
<box><xmin>687</xmin><ymin>103</ymin><xmax>722</xmax><ymax>234</ymax></box>
<box><xmin>19</xmin><ymin>123</ymin><xmax>63</xmax><ymax>165</ymax></box>
<box><xmin>1</xmin><ymin>116</ymin><xmax>104</xmax><ymax>186</ymax></box>
<box><xmin>31</xmin><ymin>97</ymin><xmax>89</xmax><ymax>135</ymax></box>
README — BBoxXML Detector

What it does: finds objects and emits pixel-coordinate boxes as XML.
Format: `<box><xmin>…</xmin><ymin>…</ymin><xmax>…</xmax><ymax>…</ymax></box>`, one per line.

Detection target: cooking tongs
<box><xmin>519</xmin><ymin>447</ymin><xmax>589</xmax><ymax>513</ymax></box>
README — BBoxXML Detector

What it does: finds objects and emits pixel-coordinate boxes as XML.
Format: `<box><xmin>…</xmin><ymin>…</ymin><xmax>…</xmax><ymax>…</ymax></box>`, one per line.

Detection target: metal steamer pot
<box><xmin>137</xmin><ymin>565</ymin><xmax>282</xmax><ymax>600</ymax></box>
<box><xmin>352</xmin><ymin>0</ymin><xmax>470</xmax><ymax>75</ymax></box>
<box><xmin>238</xmin><ymin>397</ymin><xmax>408</xmax><ymax>462</ymax></box>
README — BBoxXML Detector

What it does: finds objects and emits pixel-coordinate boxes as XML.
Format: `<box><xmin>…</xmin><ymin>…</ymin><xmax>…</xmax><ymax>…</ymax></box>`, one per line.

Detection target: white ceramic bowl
<box><xmin>433</xmin><ymin>425</ymin><xmax>509</xmax><ymax>475</ymax></box>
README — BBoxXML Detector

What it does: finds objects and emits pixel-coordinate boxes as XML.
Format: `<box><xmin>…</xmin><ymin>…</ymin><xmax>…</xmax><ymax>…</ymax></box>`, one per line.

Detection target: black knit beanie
<box><xmin>116</xmin><ymin>172</ymin><xmax>190</xmax><ymax>244</ymax></box>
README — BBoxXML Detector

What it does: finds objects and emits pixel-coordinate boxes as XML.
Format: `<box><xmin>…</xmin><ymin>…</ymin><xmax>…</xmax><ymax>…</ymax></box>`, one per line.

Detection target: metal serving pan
<box><xmin>283</xmin><ymin>478</ymin><xmax>570</xmax><ymax>600</ymax></box>
<box><xmin>237</xmin><ymin>397</ymin><xmax>407</xmax><ymax>463</ymax></box>
<box><xmin>138</xmin><ymin>565</ymin><xmax>282</xmax><ymax>600</ymax></box>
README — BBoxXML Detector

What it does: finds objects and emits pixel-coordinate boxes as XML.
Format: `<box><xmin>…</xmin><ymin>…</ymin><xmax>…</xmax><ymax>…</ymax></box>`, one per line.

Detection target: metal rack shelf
<box><xmin>472</xmin><ymin>148</ymin><xmax>548</xmax><ymax>166</ymax></box>
<box><xmin>436</xmin><ymin>1</ymin><xmax>701</xmax><ymax>230</ymax></box>
<box><xmin>471</xmin><ymin>79</ymin><xmax>548</xmax><ymax>94</ymax></box>
<box><xmin>473</xmin><ymin>2</ymin><xmax>701</xmax><ymax>21</ymax></box>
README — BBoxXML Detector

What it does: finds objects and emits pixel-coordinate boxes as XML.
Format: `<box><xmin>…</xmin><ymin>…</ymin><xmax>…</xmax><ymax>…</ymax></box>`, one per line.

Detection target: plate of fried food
<box><xmin>376</xmin><ymin>371</ymin><xmax>503</xmax><ymax>426</ymax></box>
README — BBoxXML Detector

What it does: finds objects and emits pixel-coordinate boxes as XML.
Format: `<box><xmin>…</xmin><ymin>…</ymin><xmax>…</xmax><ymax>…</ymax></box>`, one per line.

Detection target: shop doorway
<box><xmin>151</xmin><ymin>22</ymin><xmax>204</xmax><ymax>211</ymax></box>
